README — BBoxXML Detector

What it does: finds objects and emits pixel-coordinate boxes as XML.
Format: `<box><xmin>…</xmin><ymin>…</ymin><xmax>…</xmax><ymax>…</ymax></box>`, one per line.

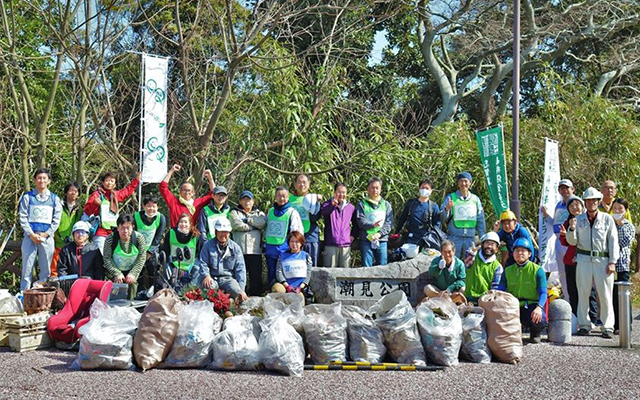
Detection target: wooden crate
<box><xmin>8</xmin><ymin>326</ymin><xmax>52</xmax><ymax>352</ymax></box>
<box><xmin>0</xmin><ymin>313</ymin><xmax>27</xmax><ymax>347</ymax></box>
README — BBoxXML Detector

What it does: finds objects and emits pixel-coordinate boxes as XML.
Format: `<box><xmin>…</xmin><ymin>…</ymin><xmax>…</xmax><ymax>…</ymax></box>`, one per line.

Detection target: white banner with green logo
<box><xmin>538</xmin><ymin>138</ymin><xmax>561</xmax><ymax>273</ymax></box>
<box><xmin>141</xmin><ymin>54</ymin><xmax>169</xmax><ymax>183</ymax></box>
<box><xmin>475</xmin><ymin>125</ymin><xmax>509</xmax><ymax>216</ymax></box>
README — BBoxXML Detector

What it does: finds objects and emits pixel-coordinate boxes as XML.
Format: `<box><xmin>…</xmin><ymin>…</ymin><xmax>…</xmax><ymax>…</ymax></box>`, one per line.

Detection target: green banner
<box><xmin>476</xmin><ymin>125</ymin><xmax>509</xmax><ymax>216</ymax></box>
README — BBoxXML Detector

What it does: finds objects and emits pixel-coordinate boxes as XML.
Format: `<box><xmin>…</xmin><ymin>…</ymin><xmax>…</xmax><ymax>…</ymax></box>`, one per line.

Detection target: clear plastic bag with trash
<box><xmin>458</xmin><ymin>305</ymin><xmax>491</xmax><ymax>363</ymax></box>
<box><xmin>162</xmin><ymin>300</ymin><xmax>223</xmax><ymax>368</ymax></box>
<box><xmin>258</xmin><ymin>312</ymin><xmax>305</xmax><ymax>377</ymax></box>
<box><xmin>368</xmin><ymin>291</ymin><xmax>427</xmax><ymax>365</ymax></box>
<box><xmin>72</xmin><ymin>299</ymin><xmax>141</xmax><ymax>370</ymax></box>
<box><xmin>263</xmin><ymin>293</ymin><xmax>304</xmax><ymax>334</ymax></box>
<box><xmin>303</xmin><ymin>303</ymin><xmax>348</xmax><ymax>364</ymax></box>
<box><xmin>208</xmin><ymin>315</ymin><xmax>263</xmax><ymax>371</ymax></box>
<box><xmin>416</xmin><ymin>297</ymin><xmax>463</xmax><ymax>366</ymax></box>
<box><xmin>0</xmin><ymin>294</ymin><xmax>23</xmax><ymax>315</ymax></box>
<box><xmin>341</xmin><ymin>305</ymin><xmax>386</xmax><ymax>363</ymax></box>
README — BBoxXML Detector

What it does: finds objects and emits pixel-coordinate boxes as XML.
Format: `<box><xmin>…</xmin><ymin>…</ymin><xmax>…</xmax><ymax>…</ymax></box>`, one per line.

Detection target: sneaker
<box><xmin>576</xmin><ymin>328</ymin><xmax>590</xmax><ymax>336</ymax></box>
<box><xmin>602</xmin><ymin>330</ymin><xmax>614</xmax><ymax>339</ymax></box>
<box><xmin>530</xmin><ymin>334</ymin><xmax>542</xmax><ymax>344</ymax></box>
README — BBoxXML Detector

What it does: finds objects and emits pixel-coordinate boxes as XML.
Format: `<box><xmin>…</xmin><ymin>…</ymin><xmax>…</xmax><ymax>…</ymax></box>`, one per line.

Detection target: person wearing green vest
<box><xmin>198</xmin><ymin>186</ymin><xmax>231</xmax><ymax>240</ymax></box>
<box><xmin>103</xmin><ymin>214</ymin><xmax>147</xmax><ymax>300</ymax></box>
<box><xmin>290</xmin><ymin>174</ymin><xmax>323</xmax><ymax>266</ymax></box>
<box><xmin>51</xmin><ymin>182</ymin><xmax>83</xmax><ymax>277</ymax></box>
<box><xmin>264</xmin><ymin>186</ymin><xmax>304</xmax><ymax>285</ymax></box>
<box><xmin>465</xmin><ymin>232</ymin><xmax>503</xmax><ymax>304</ymax></box>
<box><xmin>498</xmin><ymin>237</ymin><xmax>547</xmax><ymax>343</ymax></box>
<box><xmin>133</xmin><ymin>194</ymin><xmax>166</xmax><ymax>295</ymax></box>
<box><xmin>441</xmin><ymin>172</ymin><xmax>486</xmax><ymax>259</ymax></box>
<box><xmin>161</xmin><ymin>212</ymin><xmax>203</xmax><ymax>292</ymax></box>
<box><xmin>427</xmin><ymin>240</ymin><xmax>466</xmax><ymax>294</ymax></box>
<box><xmin>356</xmin><ymin>177</ymin><xmax>394</xmax><ymax>267</ymax></box>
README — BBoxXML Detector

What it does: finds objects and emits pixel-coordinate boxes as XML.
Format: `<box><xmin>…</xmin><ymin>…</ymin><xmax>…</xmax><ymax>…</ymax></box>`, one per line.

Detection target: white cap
<box><xmin>214</xmin><ymin>218</ymin><xmax>232</xmax><ymax>232</ymax></box>
<box><xmin>72</xmin><ymin>221</ymin><xmax>91</xmax><ymax>234</ymax></box>
<box><xmin>558</xmin><ymin>179</ymin><xmax>573</xmax><ymax>188</ymax></box>
<box><xmin>582</xmin><ymin>187</ymin><xmax>603</xmax><ymax>200</ymax></box>
<box><xmin>480</xmin><ymin>231</ymin><xmax>500</xmax><ymax>245</ymax></box>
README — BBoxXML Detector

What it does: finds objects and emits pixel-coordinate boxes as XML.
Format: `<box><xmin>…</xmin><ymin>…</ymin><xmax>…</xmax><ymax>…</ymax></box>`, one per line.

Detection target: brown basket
<box><xmin>23</xmin><ymin>287</ymin><xmax>57</xmax><ymax>315</ymax></box>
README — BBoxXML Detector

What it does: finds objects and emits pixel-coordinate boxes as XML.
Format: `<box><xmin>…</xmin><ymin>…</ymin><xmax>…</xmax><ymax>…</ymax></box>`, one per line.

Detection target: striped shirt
<box><xmin>616</xmin><ymin>221</ymin><xmax>635</xmax><ymax>272</ymax></box>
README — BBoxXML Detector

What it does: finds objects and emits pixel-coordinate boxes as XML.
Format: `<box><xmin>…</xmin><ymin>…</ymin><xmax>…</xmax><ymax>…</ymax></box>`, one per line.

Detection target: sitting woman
<box><xmin>272</xmin><ymin>231</ymin><xmax>312</xmax><ymax>299</ymax></box>
<box><xmin>57</xmin><ymin>221</ymin><xmax>104</xmax><ymax>280</ymax></box>
<box><xmin>161</xmin><ymin>212</ymin><xmax>203</xmax><ymax>291</ymax></box>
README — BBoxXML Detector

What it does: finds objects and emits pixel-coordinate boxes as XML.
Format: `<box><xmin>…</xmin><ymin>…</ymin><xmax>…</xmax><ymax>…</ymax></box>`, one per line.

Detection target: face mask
<box><xmin>419</xmin><ymin>189</ymin><xmax>432</xmax><ymax>197</ymax></box>
<box><xmin>612</xmin><ymin>212</ymin><xmax>625</xmax><ymax>221</ymax></box>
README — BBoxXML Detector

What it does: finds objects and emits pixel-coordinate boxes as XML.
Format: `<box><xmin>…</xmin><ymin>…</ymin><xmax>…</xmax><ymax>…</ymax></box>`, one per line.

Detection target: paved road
<box><xmin>1</xmin><ymin>316</ymin><xmax>639</xmax><ymax>399</ymax></box>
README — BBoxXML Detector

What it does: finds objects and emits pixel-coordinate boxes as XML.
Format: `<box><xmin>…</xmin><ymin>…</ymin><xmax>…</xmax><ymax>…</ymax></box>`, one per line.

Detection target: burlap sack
<box><xmin>478</xmin><ymin>290</ymin><xmax>522</xmax><ymax>364</ymax></box>
<box><xmin>133</xmin><ymin>289</ymin><xmax>183</xmax><ymax>371</ymax></box>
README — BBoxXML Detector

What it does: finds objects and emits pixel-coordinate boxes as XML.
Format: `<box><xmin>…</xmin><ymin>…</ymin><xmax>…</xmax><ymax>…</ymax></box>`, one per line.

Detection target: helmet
<box><xmin>214</xmin><ymin>218</ymin><xmax>232</xmax><ymax>232</ymax></box>
<box><xmin>582</xmin><ymin>187</ymin><xmax>603</xmax><ymax>200</ymax></box>
<box><xmin>500</xmin><ymin>210</ymin><xmax>517</xmax><ymax>221</ymax></box>
<box><xmin>513</xmin><ymin>237</ymin><xmax>533</xmax><ymax>253</ymax></box>
<box><xmin>400</xmin><ymin>243</ymin><xmax>420</xmax><ymax>259</ymax></box>
<box><xmin>480</xmin><ymin>232</ymin><xmax>500</xmax><ymax>245</ymax></box>
<box><xmin>72</xmin><ymin>221</ymin><xmax>91</xmax><ymax>234</ymax></box>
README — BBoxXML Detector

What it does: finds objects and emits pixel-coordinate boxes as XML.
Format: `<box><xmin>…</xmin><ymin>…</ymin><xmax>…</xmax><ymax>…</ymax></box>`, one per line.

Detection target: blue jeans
<box><xmin>304</xmin><ymin>241</ymin><xmax>319</xmax><ymax>267</ymax></box>
<box><xmin>450</xmin><ymin>235</ymin><xmax>475</xmax><ymax>259</ymax></box>
<box><xmin>21</xmin><ymin>235</ymin><xmax>54</xmax><ymax>291</ymax></box>
<box><xmin>361</xmin><ymin>239</ymin><xmax>388</xmax><ymax>267</ymax></box>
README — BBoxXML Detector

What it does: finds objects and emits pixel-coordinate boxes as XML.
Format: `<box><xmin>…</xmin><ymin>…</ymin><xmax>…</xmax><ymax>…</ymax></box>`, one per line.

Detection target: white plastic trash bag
<box><xmin>303</xmin><ymin>303</ymin><xmax>348</xmax><ymax>364</ymax></box>
<box><xmin>259</xmin><ymin>313</ymin><xmax>305</xmax><ymax>377</ymax></box>
<box><xmin>0</xmin><ymin>294</ymin><xmax>23</xmax><ymax>315</ymax></box>
<box><xmin>73</xmin><ymin>299</ymin><xmax>141</xmax><ymax>370</ymax></box>
<box><xmin>368</xmin><ymin>291</ymin><xmax>426</xmax><ymax>365</ymax></box>
<box><xmin>162</xmin><ymin>301</ymin><xmax>222</xmax><ymax>368</ymax></box>
<box><xmin>342</xmin><ymin>305</ymin><xmax>386</xmax><ymax>363</ymax></box>
<box><xmin>416</xmin><ymin>297</ymin><xmax>462</xmax><ymax>367</ymax></box>
<box><xmin>208</xmin><ymin>315</ymin><xmax>262</xmax><ymax>371</ymax></box>
<box><xmin>263</xmin><ymin>293</ymin><xmax>304</xmax><ymax>333</ymax></box>
<box><xmin>458</xmin><ymin>305</ymin><xmax>491</xmax><ymax>363</ymax></box>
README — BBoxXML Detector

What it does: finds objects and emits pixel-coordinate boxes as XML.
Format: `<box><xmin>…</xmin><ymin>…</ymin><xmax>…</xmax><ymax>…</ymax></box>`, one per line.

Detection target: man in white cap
<box><xmin>195</xmin><ymin>218</ymin><xmax>248</xmax><ymax>302</ymax></box>
<box><xmin>541</xmin><ymin>178</ymin><xmax>575</xmax><ymax>301</ymax></box>
<box><xmin>57</xmin><ymin>221</ymin><xmax>104</xmax><ymax>280</ymax></box>
<box><xmin>441</xmin><ymin>171</ymin><xmax>486</xmax><ymax>259</ymax></box>
<box><xmin>566</xmin><ymin>187</ymin><xmax>619</xmax><ymax>338</ymax></box>
<box><xmin>465</xmin><ymin>232</ymin><xmax>504</xmax><ymax>304</ymax></box>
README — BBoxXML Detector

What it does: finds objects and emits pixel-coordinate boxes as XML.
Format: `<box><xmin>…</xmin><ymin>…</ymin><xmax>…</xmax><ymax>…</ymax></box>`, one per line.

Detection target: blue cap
<box><xmin>457</xmin><ymin>172</ymin><xmax>472</xmax><ymax>182</ymax></box>
<box><xmin>513</xmin><ymin>237</ymin><xmax>533</xmax><ymax>253</ymax></box>
<box><xmin>239</xmin><ymin>190</ymin><xmax>254</xmax><ymax>200</ymax></box>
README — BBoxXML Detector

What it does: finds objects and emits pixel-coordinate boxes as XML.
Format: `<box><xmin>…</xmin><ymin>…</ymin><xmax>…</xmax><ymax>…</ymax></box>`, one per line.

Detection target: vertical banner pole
<box><xmin>138</xmin><ymin>53</ymin><xmax>146</xmax><ymax>211</ymax></box>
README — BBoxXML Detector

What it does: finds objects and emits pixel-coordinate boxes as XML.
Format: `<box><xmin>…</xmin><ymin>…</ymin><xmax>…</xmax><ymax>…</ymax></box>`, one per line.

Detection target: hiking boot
<box><xmin>602</xmin><ymin>330</ymin><xmax>614</xmax><ymax>339</ymax></box>
<box><xmin>576</xmin><ymin>328</ymin><xmax>590</xmax><ymax>336</ymax></box>
<box><xmin>529</xmin><ymin>334</ymin><xmax>542</xmax><ymax>344</ymax></box>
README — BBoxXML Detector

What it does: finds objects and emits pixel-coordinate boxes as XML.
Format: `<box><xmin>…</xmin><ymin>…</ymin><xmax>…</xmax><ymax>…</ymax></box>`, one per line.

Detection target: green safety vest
<box><xmin>504</xmin><ymin>261</ymin><xmax>540</xmax><ymax>304</ymax></box>
<box><xmin>451</xmin><ymin>193</ymin><xmax>479</xmax><ymax>229</ymax></box>
<box><xmin>134</xmin><ymin>212</ymin><xmax>161</xmax><ymax>251</ymax></box>
<box><xmin>169</xmin><ymin>229</ymin><xmax>197</xmax><ymax>271</ymax></box>
<box><xmin>289</xmin><ymin>194</ymin><xmax>310</xmax><ymax>233</ymax></box>
<box><xmin>265</xmin><ymin>207</ymin><xmax>293</xmax><ymax>246</ymax></box>
<box><xmin>203</xmin><ymin>205</ymin><xmax>230</xmax><ymax>240</ymax></box>
<box><xmin>466</xmin><ymin>255</ymin><xmax>501</xmax><ymax>300</ymax></box>
<box><xmin>55</xmin><ymin>205</ymin><xmax>81</xmax><ymax>248</ymax></box>
<box><xmin>362</xmin><ymin>199</ymin><xmax>387</xmax><ymax>235</ymax></box>
<box><xmin>112</xmin><ymin>240</ymin><xmax>139</xmax><ymax>272</ymax></box>
<box><xmin>100</xmin><ymin>197</ymin><xmax>119</xmax><ymax>230</ymax></box>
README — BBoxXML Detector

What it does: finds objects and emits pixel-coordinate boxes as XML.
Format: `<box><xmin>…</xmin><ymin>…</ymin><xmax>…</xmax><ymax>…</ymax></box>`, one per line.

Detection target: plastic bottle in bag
<box><xmin>303</xmin><ymin>303</ymin><xmax>348</xmax><ymax>364</ymax></box>
<box><xmin>259</xmin><ymin>313</ymin><xmax>305</xmax><ymax>377</ymax></box>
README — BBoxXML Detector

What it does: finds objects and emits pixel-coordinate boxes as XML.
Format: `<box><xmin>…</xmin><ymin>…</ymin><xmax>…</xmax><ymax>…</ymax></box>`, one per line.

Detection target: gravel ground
<box><xmin>1</xmin><ymin>315</ymin><xmax>640</xmax><ymax>400</ymax></box>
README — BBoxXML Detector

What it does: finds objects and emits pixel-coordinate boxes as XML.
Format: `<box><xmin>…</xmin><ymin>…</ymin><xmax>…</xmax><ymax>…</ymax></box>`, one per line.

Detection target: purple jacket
<box><xmin>320</xmin><ymin>199</ymin><xmax>359</xmax><ymax>247</ymax></box>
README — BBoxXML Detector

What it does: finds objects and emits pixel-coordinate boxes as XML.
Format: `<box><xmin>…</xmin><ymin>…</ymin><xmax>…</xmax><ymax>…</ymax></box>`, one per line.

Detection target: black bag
<box><xmin>416</xmin><ymin>201</ymin><xmax>447</xmax><ymax>250</ymax></box>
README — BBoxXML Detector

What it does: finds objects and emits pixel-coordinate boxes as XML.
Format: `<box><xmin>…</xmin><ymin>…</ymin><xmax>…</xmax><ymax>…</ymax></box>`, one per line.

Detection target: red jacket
<box><xmin>85</xmin><ymin>177</ymin><xmax>140</xmax><ymax>237</ymax></box>
<box><xmin>159</xmin><ymin>181</ymin><xmax>212</xmax><ymax>227</ymax></box>
<box><xmin>558</xmin><ymin>219</ymin><xmax>577</xmax><ymax>266</ymax></box>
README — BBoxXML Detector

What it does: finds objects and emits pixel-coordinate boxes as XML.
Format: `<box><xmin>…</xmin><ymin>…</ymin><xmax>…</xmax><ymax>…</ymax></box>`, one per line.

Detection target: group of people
<box><xmin>18</xmin><ymin>165</ymin><xmax>635</xmax><ymax>333</ymax></box>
